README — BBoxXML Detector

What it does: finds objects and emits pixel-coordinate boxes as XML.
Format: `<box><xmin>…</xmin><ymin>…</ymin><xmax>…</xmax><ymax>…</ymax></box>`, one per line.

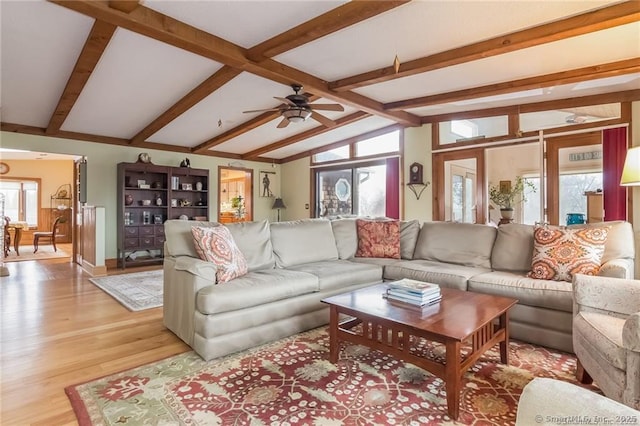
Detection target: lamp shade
<box><xmin>621</xmin><ymin>146</ymin><xmax>640</xmax><ymax>186</ymax></box>
<box><xmin>272</xmin><ymin>198</ymin><xmax>286</xmax><ymax>209</ymax></box>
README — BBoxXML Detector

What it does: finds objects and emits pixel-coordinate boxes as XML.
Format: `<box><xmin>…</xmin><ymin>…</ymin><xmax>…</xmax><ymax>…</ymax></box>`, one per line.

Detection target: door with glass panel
<box><xmin>547</xmin><ymin>132</ymin><xmax>602</xmax><ymax>226</ymax></box>
<box><xmin>433</xmin><ymin>148</ymin><xmax>485</xmax><ymax>224</ymax></box>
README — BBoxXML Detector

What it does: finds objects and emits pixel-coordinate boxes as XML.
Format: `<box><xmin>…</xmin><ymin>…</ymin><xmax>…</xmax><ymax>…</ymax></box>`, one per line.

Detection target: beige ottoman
<box><xmin>516</xmin><ymin>378</ymin><xmax>640</xmax><ymax>425</ymax></box>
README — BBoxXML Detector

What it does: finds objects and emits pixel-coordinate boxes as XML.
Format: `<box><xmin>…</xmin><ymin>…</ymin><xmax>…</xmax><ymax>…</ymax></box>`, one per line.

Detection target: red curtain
<box><xmin>385</xmin><ymin>157</ymin><xmax>400</xmax><ymax>219</ymax></box>
<box><xmin>602</xmin><ymin>127</ymin><xmax>627</xmax><ymax>221</ymax></box>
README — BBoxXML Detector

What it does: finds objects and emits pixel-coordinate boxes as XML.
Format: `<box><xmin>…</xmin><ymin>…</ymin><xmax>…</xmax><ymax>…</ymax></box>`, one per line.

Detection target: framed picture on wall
<box><xmin>260</xmin><ymin>170</ymin><xmax>276</xmax><ymax>197</ymax></box>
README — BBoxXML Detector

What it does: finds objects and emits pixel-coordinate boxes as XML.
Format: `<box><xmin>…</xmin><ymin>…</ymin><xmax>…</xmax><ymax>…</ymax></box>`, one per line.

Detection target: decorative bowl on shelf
<box><xmin>141</xmin><ymin>199</ymin><xmax>152</xmax><ymax>206</ymax></box>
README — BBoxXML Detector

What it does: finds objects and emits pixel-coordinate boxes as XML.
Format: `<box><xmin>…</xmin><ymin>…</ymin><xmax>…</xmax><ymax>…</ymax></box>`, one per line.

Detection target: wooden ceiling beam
<box><xmin>108</xmin><ymin>1</ymin><xmax>140</xmax><ymax>14</ymax></box>
<box><xmin>49</xmin><ymin>0</ymin><xmax>420</xmax><ymax>127</ymax></box>
<box><xmin>330</xmin><ymin>1</ymin><xmax>640</xmax><ymax>92</ymax></box>
<box><xmin>45</xmin><ymin>20</ymin><xmax>117</xmax><ymax>135</ymax></box>
<box><xmin>242</xmin><ymin>111</ymin><xmax>370</xmax><ymax>160</ymax></box>
<box><xmin>246</xmin><ymin>1</ymin><xmax>409</xmax><ymax>62</ymax></box>
<box><xmin>130</xmin><ymin>0</ymin><xmax>404</xmax><ymax>147</ymax></box>
<box><xmin>386</xmin><ymin>58</ymin><xmax>640</xmax><ymax>110</ymax></box>
<box><xmin>129</xmin><ymin>66</ymin><xmax>241</xmax><ymax>146</ymax></box>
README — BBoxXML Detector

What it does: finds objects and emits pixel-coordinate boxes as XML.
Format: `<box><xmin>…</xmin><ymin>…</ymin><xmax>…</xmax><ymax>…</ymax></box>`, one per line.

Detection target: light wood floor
<box><xmin>0</xmin><ymin>257</ymin><xmax>190</xmax><ymax>425</ymax></box>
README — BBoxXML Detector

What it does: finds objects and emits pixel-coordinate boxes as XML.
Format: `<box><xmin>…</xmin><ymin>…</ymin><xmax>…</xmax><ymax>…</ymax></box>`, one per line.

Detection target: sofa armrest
<box><xmin>598</xmin><ymin>258</ymin><xmax>634</xmax><ymax>279</ymax></box>
<box><xmin>174</xmin><ymin>255</ymin><xmax>217</xmax><ymax>281</ymax></box>
<box><xmin>623</xmin><ymin>312</ymin><xmax>640</xmax><ymax>352</ymax></box>
<box><xmin>163</xmin><ymin>256</ymin><xmax>216</xmax><ymax>347</ymax></box>
<box><xmin>574</xmin><ymin>274</ymin><xmax>640</xmax><ymax>316</ymax></box>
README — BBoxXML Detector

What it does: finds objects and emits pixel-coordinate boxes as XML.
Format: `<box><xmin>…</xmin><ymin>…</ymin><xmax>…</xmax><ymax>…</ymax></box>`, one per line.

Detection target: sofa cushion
<box><xmin>569</xmin><ymin>221</ymin><xmax>635</xmax><ymax>263</ymax></box>
<box><xmin>528</xmin><ymin>226</ymin><xmax>609</xmax><ymax>282</ymax></box>
<box><xmin>574</xmin><ymin>312</ymin><xmax>627</xmax><ymax>370</ymax></box>
<box><xmin>225</xmin><ymin>220</ymin><xmax>276</xmax><ymax>271</ymax></box>
<box><xmin>332</xmin><ymin>218</ymin><xmax>421</xmax><ymax>260</ymax></box>
<box><xmin>165</xmin><ymin>219</ymin><xmax>218</xmax><ymax>258</ymax></box>
<box><xmin>270</xmin><ymin>219</ymin><xmax>338</xmax><ymax>268</ymax></box>
<box><xmin>355</xmin><ymin>219</ymin><xmax>400</xmax><ymax>259</ymax></box>
<box><xmin>196</xmin><ymin>269</ymin><xmax>319</xmax><ymax>315</ymax></box>
<box><xmin>413</xmin><ymin>221</ymin><xmax>497</xmax><ymax>269</ymax></box>
<box><xmin>287</xmin><ymin>260</ymin><xmax>382</xmax><ymax>291</ymax></box>
<box><xmin>491</xmin><ymin>223</ymin><xmax>534</xmax><ymax>272</ymax></box>
<box><xmin>191</xmin><ymin>226</ymin><xmax>248</xmax><ymax>283</ymax></box>
<box><xmin>468</xmin><ymin>271</ymin><xmax>573</xmax><ymax>312</ymax></box>
<box><xmin>383</xmin><ymin>259</ymin><xmax>488</xmax><ymax>291</ymax></box>
<box><xmin>331</xmin><ymin>218</ymin><xmax>357</xmax><ymax>260</ymax></box>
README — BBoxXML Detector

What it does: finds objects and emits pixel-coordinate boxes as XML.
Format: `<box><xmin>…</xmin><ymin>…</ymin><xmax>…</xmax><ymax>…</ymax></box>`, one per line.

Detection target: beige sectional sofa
<box><xmin>163</xmin><ymin>218</ymin><xmax>635</xmax><ymax>360</ymax></box>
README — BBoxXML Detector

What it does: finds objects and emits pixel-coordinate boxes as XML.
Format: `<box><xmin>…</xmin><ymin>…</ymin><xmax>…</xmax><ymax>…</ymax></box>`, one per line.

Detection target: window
<box><xmin>313</xmin><ymin>146</ymin><xmax>349</xmax><ymax>163</ymax></box>
<box><xmin>0</xmin><ymin>179</ymin><xmax>39</xmax><ymax>226</ymax></box>
<box><xmin>559</xmin><ymin>172</ymin><xmax>602</xmax><ymax>225</ymax></box>
<box><xmin>439</xmin><ymin>116</ymin><xmax>509</xmax><ymax>144</ymax></box>
<box><xmin>316</xmin><ymin>163</ymin><xmax>387</xmax><ymax>218</ymax></box>
<box><xmin>355</xmin><ymin>130</ymin><xmax>400</xmax><ymax>157</ymax></box>
<box><xmin>522</xmin><ymin>176</ymin><xmax>541</xmax><ymax>225</ymax></box>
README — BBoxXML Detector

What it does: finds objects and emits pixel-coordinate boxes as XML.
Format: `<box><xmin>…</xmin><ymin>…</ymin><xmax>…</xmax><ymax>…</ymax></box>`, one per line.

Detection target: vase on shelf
<box><xmin>196</xmin><ymin>181</ymin><xmax>203</xmax><ymax>191</ymax></box>
<box><xmin>125</xmin><ymin>194</ymin><xmax>134</xmax><ymax>206</ymax></box>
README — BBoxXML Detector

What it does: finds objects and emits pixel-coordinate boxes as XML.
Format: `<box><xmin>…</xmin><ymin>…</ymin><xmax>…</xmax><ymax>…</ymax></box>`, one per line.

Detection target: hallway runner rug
<box><xmin>66</xmin><ymin>327</ymin><xmax>597</xmax><ymax>425</ymax></box>
<box><xmin>88</xmin><ymin>269</ymin><xmax>163</xmax><ymax>311</ymax></box>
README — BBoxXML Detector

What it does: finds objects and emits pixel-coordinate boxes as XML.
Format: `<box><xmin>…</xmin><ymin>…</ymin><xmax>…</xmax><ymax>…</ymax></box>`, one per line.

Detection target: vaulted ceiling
<box><xmin>1</xmin><ymin>0</ymin><xmax>639</xmax><ymax>163</ymax></box>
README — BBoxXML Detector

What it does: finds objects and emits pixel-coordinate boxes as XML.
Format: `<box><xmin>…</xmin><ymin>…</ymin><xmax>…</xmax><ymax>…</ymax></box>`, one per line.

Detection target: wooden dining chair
<box><xmin>33</xmin><ymin>216</ymin><xmax>63</xmax><ymax>253</ymax></box>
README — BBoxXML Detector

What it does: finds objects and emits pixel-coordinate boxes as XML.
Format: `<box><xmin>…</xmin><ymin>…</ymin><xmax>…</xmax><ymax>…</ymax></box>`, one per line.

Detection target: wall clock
<box><xmin>0</xmin><ymin>162</ymin><xmax>9</xmax><ymax>175</ymax></box>
<box><xmin>409</xmin><ymin>162</ymin><xmax>423</xmax><ymax>184</ymax></box>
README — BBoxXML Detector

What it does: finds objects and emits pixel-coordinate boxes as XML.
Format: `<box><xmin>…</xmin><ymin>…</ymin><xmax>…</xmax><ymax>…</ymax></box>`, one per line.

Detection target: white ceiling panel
<box><xmin>355</xmin><ymin>23</ymin><xmax>640</xmax><ymax>104</ymax></box>
<box><xmin>148</xmin><ymin>73</ymin><xmax>299</xmax><ymax>146</ymax></box>
<box><xmin>407</xmin><ymin>73</ymin><xmax>640</xmax><ymax>117</ymax></box>
<box><xmin>61</xmin><ymin>28</ymin><xmax>222</xmax><ymax>139</ymax></box>
<box><xmin>143</xmin><ymin>0</ymin><xmax>346</xmax><ymax>48</ymax></box>
<box><xmin>0</xmin><ymin>1</ymin><xmax>94</xmax><ymax>127</ymax></box>
<box><xmin>275</xmin><ymin>1</ymin><xmax>617</xmax><ymax>81</ymax></box>
<box><xmin>266</xmin><ymin>116</ymin><xmax>396</xmax><ymax>159</ymax></box>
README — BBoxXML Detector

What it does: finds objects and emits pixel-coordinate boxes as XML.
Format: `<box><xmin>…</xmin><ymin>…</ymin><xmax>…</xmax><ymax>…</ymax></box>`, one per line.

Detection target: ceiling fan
<box><xmin>243</xmin><ymin>84</ymin><xmax>344</xmax><ymax>128</ymax></box>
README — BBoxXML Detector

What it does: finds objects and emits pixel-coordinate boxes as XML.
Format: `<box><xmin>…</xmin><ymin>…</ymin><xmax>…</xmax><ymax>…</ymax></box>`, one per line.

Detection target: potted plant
<box><xmin>489</xmin><ymin>176</ymin><xmax>536</xmax><ymax>220</ymax></box>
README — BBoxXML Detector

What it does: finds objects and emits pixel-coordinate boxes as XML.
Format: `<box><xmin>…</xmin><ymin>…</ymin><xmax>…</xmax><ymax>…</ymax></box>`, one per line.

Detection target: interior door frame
<box><xmin>546</xmin><ymin>131</ymin><xmax>601</xmax><ymax>225</ymax></box>
<box><xmin>217</xmin><ymin>166</ymin><xmax>254</xmax><ymax>222</ymax></box>
<box><xmin>433</xmin><ymin>147</ymin><xmax>485</xmax><ymax>224</ymax></box>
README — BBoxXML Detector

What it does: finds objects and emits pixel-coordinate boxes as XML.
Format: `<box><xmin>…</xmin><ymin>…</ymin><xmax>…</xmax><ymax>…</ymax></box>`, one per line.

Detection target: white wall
<box><xmin>0</xmin><ymin>131</ymin><xmax>280</xmax><ymax>259</ymax></box>
<box><xmin>281</xmin><ymin>157</ymin><xmax>311</xmax><ymax>221</ymax></box>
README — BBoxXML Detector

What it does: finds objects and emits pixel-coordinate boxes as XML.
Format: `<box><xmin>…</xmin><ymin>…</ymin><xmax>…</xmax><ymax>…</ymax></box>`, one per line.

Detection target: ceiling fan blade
<box><xmin>311</xmin><ymin>111</ymin><xmax>336</xmax><ymax>128</ymax></box>
<box><xmin>310</xmin><ymin>104</ymin><xmax>344</xmax><ymax>112</ymax></box>
<box><xmin>274</xmin><ymin>96</ymin><xmax>297</xmax><ymax>107</ymax></box>
<box><xmin>243</xmin><ymin>108</ymin><xmax>283</xmax><ymax>113</ymax></box>
<box><xmin>276</xmin><ymin>117</ymin><xmax>290</xmax><ymax>128</ymax></box>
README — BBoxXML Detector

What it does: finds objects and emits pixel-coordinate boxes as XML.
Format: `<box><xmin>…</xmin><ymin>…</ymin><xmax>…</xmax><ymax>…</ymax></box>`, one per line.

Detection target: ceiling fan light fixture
<box><xmin>283</xmin><ymin>107</ymin><xmax>312</xmax><ymax>123</ymax></box>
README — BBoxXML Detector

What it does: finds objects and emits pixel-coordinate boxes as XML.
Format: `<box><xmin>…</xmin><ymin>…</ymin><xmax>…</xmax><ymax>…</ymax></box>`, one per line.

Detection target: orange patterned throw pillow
<box><xmin>192</xmin><ymin>226</ymin><xmax>248</xmax><ymax>283</ymax></box>
<box><xmin>355</xmin><ymin>219</ymin><xmax>401</xmax><ymax>259</ymax></box>
<box><xmin>528</xmin><ymin>226</ymin><xmax>609</xmax><ymax>282</ymax></box>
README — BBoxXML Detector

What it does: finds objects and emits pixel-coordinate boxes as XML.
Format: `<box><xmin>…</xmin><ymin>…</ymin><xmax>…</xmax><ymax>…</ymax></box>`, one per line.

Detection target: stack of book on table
<box><xmin>385</xmin><ymin>279</ymin><xmax>441</xmax><ymax>306</ymax></box>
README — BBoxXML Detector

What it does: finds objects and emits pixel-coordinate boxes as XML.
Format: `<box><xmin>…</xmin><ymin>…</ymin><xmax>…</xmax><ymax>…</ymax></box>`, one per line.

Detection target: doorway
<box><xmin>218</xmin><ymin>166</ymin><xmax>253</xmax><ymax>223</ymax></box>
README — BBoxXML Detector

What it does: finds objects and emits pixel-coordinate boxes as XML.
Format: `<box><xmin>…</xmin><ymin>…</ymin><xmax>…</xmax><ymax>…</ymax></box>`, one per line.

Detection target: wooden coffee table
<box><xmin>322</xmin><ymin>283</ymin><xmax>518</xmax><ymax>420</ymax></box>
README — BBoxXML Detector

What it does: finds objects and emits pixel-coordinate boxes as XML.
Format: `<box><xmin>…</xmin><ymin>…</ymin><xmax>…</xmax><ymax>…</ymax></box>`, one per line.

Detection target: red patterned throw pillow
<box><xmin>191</xmin><ymin>226</ymin><xmax>248</xmax><ymax>283</ymax></box>
<box><xmin>355</xmin><ymin>219</ymin><xmax>401</xmax><ymax>259</ymax></box>
<box><xmin>528</xmin><ymin>226</ymin><xmax>609</xmax><ymax>282</ymax></box>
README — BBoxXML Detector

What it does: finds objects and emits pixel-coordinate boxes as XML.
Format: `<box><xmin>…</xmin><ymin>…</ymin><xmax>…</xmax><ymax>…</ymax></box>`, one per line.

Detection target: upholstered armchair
<box><xmin>573</xmin><ymin>274</ymin><xmax>640</xmax><ymax>410</ymax></box>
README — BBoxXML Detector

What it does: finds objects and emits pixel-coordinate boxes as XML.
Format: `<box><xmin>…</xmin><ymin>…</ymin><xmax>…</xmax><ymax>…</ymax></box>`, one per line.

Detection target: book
<box><xmin>386</xmin><ymin>288</ymin><xmax>441</xmax><ymax>304</ymax></box>
<box><xmin>387</xmin><ymin>279</ymin><xmax>440</xmax><ymax>296</ymax></box>
<box><xmin>384</xmin><ymin>292</ymin><xmax>442</xmax><ymax>306</ymax></box>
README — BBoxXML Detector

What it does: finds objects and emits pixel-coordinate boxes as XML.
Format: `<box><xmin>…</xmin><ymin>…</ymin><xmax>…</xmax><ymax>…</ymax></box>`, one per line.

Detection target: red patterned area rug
<box><xmin>66</xmin><ymin>327</ymin><xmax>594</xmax><ymax>425</ymax></box>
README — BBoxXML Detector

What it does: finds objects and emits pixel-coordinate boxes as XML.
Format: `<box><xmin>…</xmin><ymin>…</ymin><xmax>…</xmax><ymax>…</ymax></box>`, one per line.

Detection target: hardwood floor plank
<box><xmin>0</xmin><ymin>259</ymin><xmax>189</xmax><ymax>425</ymax></box>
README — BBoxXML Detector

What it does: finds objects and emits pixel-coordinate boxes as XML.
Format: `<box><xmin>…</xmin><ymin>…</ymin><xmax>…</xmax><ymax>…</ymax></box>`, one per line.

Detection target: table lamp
<box><xmin>272</xmin><ymin>197</ymin><xmax>286</xmax><ymax>222</ymax></box>
<box><xmin>621</xmin><ymin>146</ymin><xmax>640</xmax><ymax>186</ymax></box>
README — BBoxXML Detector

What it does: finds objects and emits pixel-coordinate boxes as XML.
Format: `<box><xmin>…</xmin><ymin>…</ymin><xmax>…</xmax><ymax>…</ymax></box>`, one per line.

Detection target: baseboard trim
<box><xmin>82</xmin><ymin>259</ymin><xmax>108</xmax><ymax>277</ymax></box>
<box><xmin>105</xmin><ymin>258</ymin><xmax>118</xmax><ymax>270</ymax></box>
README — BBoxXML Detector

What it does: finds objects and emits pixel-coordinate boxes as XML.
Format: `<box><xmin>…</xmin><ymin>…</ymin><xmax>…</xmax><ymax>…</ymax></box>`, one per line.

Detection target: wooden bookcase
<box><xmin>117</xmin><ymin>162</ymin><xmax>209</xmax><ymax>269</ymax></box>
